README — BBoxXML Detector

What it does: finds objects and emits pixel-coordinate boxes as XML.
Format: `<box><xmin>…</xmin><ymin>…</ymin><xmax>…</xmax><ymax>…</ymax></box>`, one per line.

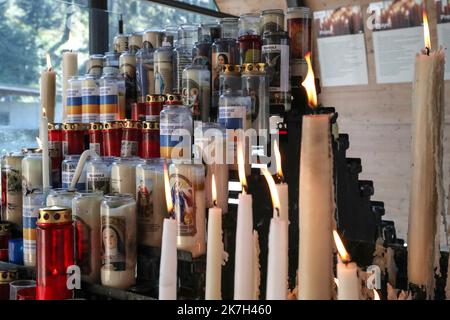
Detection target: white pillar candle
<box><xmin>40</xmin><ymin>112</ymin><xmax>50</xmax><ymax>192</ymax></box>
<box><xmin>62</xmin><ymin>51</ymin><xmax>78</xmax><ymax>122</ymax></box>
<box><xmin>40</xmin><ymin>54</ymin><xmax>56</xmax><ymax>122</ymax></box>
<box><xmin>266</xmin><ymin>216</ymin><xmax>288</xmax><ymax>300</ymax></box>
<box><xmin>253</xmin><ymin>230</ymin><xmax>260</xmax><ymax>300</ymax></box>
<box><xmin>337</xmin><ymin>259</ymin><xmax>359</xmax><ymax>300</ymax></box>
<box><xmin>159</xmin><ymin>218</ymin><xmax>178</xmax><ymax>300</ymax></box>
<box><xmin>275</xmin><ymin>183</ymin><xmax>288</xmax><ymax>221</ymax></box>
<box><xmin>407</xmin><ymin>12</ymin><xmax>445</xmax><ymax>295</ymax></box>
<box><xmin>298</xmin><ymin>114</ymin><xmax>334</xmax><ymax>300</ymax></box>
<box><xmin>111</xmin><ymin>157</ymin><xmax>142</xmax><ymax>198</ymax></box>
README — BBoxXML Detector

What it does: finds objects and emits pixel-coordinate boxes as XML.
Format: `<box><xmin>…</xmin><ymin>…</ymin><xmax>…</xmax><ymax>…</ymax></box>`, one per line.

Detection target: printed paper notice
<box><xmin>369</xmin><ymin>0</ymin><xmax>424</xmax><ymax>84</ymax></box>
<box><xmin>314</xmin><ymin>6</ymin><xmax>368</xmax><ymax>87</ymax></box>
<box><xmin>436</xmin><ymin>0</ymin><xmax>450</xmax><ymax>80</ymax></box>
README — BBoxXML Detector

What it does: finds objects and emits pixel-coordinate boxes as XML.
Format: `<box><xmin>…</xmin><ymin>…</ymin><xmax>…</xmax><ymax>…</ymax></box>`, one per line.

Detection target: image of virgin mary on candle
<box><xmin>171</xmin><ymin>175</ymin><xmax>196</xmax><ymax>236</ymax></box>
<box><xmin>102</xmin><ymin>221</ymin><xmax>126</xmax><ymax>271</ymax></box>
<box><xmin>181</xmin><ymin>78</ymin><xmax>200</xmax><ymax>117</ymax></box>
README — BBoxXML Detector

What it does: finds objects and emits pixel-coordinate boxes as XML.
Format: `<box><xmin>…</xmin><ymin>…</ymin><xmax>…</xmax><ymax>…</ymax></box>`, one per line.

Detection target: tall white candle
<box><xmin>40</xmin><ymin>54</ymin><xmax>56</xmax><ymax>122</ymax></box>
<box><xmin>234</xmin><ymin>145</ymin><xmax>254</xmax><ymax>300</ymax></box>
<box><xmin>205</xmin><ymin>174</ymin><xmax>223</xmax><ymax>300</ymax></box>
<box><xmin>62</xmin><ymin>51</ymin><xmax>78</xmax><ymax>122</ymax></box>
<box><xmin>159</xmin><ymin>162</ymin><xmax>177</xmax><ymax>300</ymax></box>
<box><xmin>298</xmin><ymin>114</ymin><xmax>334</xmax><ymax>300</ymax></box>
<box><xmin>333</xmin><ymin>231</ymin><xmax>359</xmax><ymax>300</ymax></box>
<box><xmin>407</xmin><ymin>11</ymin><xmax>445</xmax><ymax>297</ymax></box>
<box><xmin>40</xmin><ymin>111</ymin><xmax>50</xmax><ymax>192</ymax></box>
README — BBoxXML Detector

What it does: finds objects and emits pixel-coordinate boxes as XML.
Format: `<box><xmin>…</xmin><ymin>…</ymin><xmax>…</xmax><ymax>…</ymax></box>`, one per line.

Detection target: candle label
<box><xmin>62</xmin><ymin>160</ymin><xmax>87</xmax><ymax>191</ymax></box>
<box><xmin>137</xmin><ymin>176</ymin><xmax>161</xmax><ymax>244</ymax></box>
<box><xmin>154</xmin><ymin>57</ymin><xmax>172</xmax><ymax>95</ymax></box>
<box><xmin>5</xmin><ymin>168</ymin><xmax>22</xmax><ymax>223</ymax></box>
<box><xmin>120</xmin><ymin>140</ymin><xmax>139</xmax><ymax>157</ymax></box>
<box><xmin>262</xmin><ymin>44</ymin><xmax>289</xmax><ymax>92</ymax></box>
<box><xmin>101</xmin><ymin>216</ymin><xmax>126</xmax><ymax>271</ymax></box>
<box><xmin>48</xmin><ymin>141</ymin><xmax>62</xmax><ymax>158</ymax></box>
<box><xmin>218</xmin><ymin>105</ymin><xmax>247</xmax><ymax>129</ymax></box>
<box><xmin>212</xmin><ymin>52</ymin><xmax>230</xmax><ymax>94</ymax></box>
<box><xmin>23</xmin><ymin>192</ymin><xmax>45</xmax><ymax>263</ymax></box>
<box><xmin>89</xmin><ymin>142</ymin><xmax>101</xmax><ymax>157</ymax></box>
<box><xmin>87</xmin><ymin>171</ymin><xmax>110</xmax><ymax>194</ymax></box>
<box><xmin>170</xmin><ymin>173</ymin><xmax>197</xmax><ymax>236</ymax></box>
<box><xmin>73</xmin><ymin>215</ymin><xmax>92</xmax><ymax>274</ymax></box>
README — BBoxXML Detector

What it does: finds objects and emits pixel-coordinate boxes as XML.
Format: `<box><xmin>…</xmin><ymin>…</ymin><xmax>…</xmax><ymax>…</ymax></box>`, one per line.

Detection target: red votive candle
<box><xmin>36</xmin><ymin>207</ymin><xmax>74</xmax><ymax>300</ymax></box>
<box><xmin>131</xmin><ymin>102</ymin><xmax>146</xmax><ymax>121</ymax></box>
<box><xmin>102</xmin><ymin>121</ymin><xmax>123</xmax><ymax>157</ymax></box>
<box><xmin>89</xmin><ymin>122</ymin><xmax>104</xmax><ymax>156</ymax></box>
<box><xmin>0</xmin><ymin>268</ymin><xmax>17</xmax><ymax>300</ymax></box>
<box><xmin>17</xmin><ymin>287</ymin><xmax>36</xmax><ymax>300</ymax></box>
<box><xmin>0</xmin><ymin>222</ymin><xmax>11</xmax><ymax>262</ymax></box>
<box><xmin>62</xmin><ymin>123</ymin><xmax>87</xmax><ymax>157</ymax></box>
<box><xmin>145</xmin><ymin>94</ymin><xmax>165</xmax><ymax>121</ymax></box>
<box><xmin>141</xmin><ymin>121</ymin><xmax>160</xmax><ymax>158</ymax></box>
<box><xmin>48</xmin><ymin>123</ymin><xmax>63</xmax><ymax>188</ymax></box>
<box><xmin>121</xmin><ymin>120</ymin><xmax>142</xmax><ymax>157</ymax></box>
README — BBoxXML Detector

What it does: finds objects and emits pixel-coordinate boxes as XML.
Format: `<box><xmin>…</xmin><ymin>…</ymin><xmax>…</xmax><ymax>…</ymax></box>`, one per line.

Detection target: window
<box><xmin>176</xmin><ymin>0</ymin><xmax>219</xmax><ymax>11</ymax></box>
<box><xmin>0</xmin><ymin>0</ymin><xmax>89</xmax><ymax>152</ymax></box>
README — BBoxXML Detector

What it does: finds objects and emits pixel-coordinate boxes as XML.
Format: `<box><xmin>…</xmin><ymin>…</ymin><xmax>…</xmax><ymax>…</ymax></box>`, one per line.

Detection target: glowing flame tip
<box><xmin>212</xmin><ymin>174</ymin><xmax>217</xmax><ymax>206</ymax></box>
<box><xmin>261</xmin><ymin>167</ymin><xmax>281</xmax><ymax>211</ymax></box>
<box><xmin>333</xmin><ymin>230</ymin><xmax>351</xmax><ymax>263</ymax></box>
<box><xmin>423</xmin><ymin>10</ymin><xmax>431</xmax><ymax>50</ymax></box>
<box><xmin>46</xmin><ymin>53</ymin><xmax>52</xmax><ymax>70</ymax></box>
<box><xmin>237</xmin><ymin>144</ymin><xmax>247</xmax><ymax>193</ymax></box>
<box><xmin>274</xmin><ymin>140</ymin><xmax>283</xmax><ymax>179</ymax></box>
<box><xmin>301</xmin><ymin>52</ymin><xmax>318</xmax><ymax>108</ymax></box>
<box><xmin>163</xmin><ymin>161</ymin><xmax>173</xmax><ymax>214</ymax></box>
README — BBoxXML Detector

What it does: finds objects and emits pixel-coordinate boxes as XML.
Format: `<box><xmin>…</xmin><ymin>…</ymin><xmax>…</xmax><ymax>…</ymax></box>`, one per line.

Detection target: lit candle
<box><xmin>333</xmin><ymin>230</ymin><xmax>360</xmax><ymax>300</ymax></box>
<box><xmin>234</xmin><ymin>144</ymin><xmax>254</xmax><ymax>300</ymax></box>
<box><xmin>159</xmin><ymin>161</ymin><xmax>177</xmax><ymax>300</ymax></box>
<box><xmin>62</xmin><ymin>51</ymin><xmax>78</xmax><ymax>122</ymax></box>
<box><xmin>40</xmin><ymin>54</ymin><xmax>56</xmax><ymax>122</ymax></box>
<box><xmin>407</xmin><ymin>10</ymin><xmax>445</xmax><ymax>297</ymax></box>
<box><xmin>298</xmin><ymin>53</ymin><xmax>334</xmax><ymax>300</ymax></box>
<box><xmin>40</xmin><ymin>109</ymin><xmax>50</xmax><ymax>192</ymax></box>
<box><xmin>205</xmin><ymin>174</ymin><xmax>223</xmax><ymax>300</ymax></box>
<box><xmin>262</xmin><ymin>168</ymin><xmax>288</xmax><ymax>300</ymax></box>
<box><xmin>273</xmin><ymin>140</ymin><xmax>288</xmax><ymax>222</ymax></box>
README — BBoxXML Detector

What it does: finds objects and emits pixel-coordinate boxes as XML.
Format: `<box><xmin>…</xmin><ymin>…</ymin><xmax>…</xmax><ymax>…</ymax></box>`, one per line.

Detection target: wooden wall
<box><xmin>216</xmin><ymin>0</ymin><xmax>450</xmax><ymax>242</ymax></box>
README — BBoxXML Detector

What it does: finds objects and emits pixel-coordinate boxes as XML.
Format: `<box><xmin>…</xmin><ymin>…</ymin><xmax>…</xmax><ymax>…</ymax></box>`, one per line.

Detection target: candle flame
<box><xmin>333</xmin><ymin>230</ymin><xmax>351</xmax><ymax>263</ymax></box>
<box><xmin>334</xmin><ymin>278</ymin><xmax>339</xmax><ymax>287</ymax></box>
<box><xmin>42</xmin><ymin>108</ymin><xmax>46</xmax><ymax>118</ymax></box>
<box><xmin>274</xmin><ymin>140</ymin><xmax>283</xmax><ymax>179</ymax></box>
<box><xmin>237</xmin><ymin>143</ymin><xmax>247</xmax><ymax>193</ymax></box>
<box><xmin>46</xmin><ymin>53</ymin><xmax>52</xmax><ymax>70</ymax></box>
<box><xmin>301</xmin><ymin>52</ymin><xmax>318</xmax><ymax>108</ymax></box>
<box><xmin>36</xmin><ymin>137</ymin><xmax>42</xmax><ymax>149</ymax></box>
<box><xmin>373</xmin><ymin>289</ymin><xmax>380</xmax><ymax>300</ymax></box>
<box><xmin>212</xmin><ymin>174</ymin><xmax>217</xmax><ymax>206</ymax></box>
<box><xmin>423</xmin><ymin>9</ymin><xmax>431</xmax><ymax>50</ymax></box>
<box><xmin>163</xmin><ymin>161</ymin><xmax>173</xmax><ymax>215</ymax></box>
<box><xmin>261</xmin><ymin>167</ymin><xmax>280</xmax><ymax>212</ymax></box>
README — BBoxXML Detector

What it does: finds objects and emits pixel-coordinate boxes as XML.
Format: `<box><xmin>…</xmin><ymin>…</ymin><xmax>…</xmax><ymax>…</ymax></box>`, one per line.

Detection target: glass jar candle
<box><xmin>136</xmin><ymin>159</ymin><xmax>167</xmax><ymax>247</ymax></box>
<box><xmin>23</xmin><ymin>191</ymin><xmax>45</xmax><ymax>267</ymax></box>
<box><xmin>182</xmin><ymin>63</ymin><xmax>211</xmax><ymax>122</ymax></box>
<box><xmin>36</xmin><ymin>206</ymin><xmax>74</xmax><ymax>300</ymax></box>
<box><xmin>2</xmin><ymin>165</ymin><xmax>23</xmax><ymax>230</ymax></box>
<box><xmin>131</xmin><ymin>102</ymin><xmax>146</xmax><ymax>121</ymax></box>
<box><xmin>129</xmin><ymin>31</ymin><xmax>143</xmax><ymax>54</ymax></box>
<box><xmin>102</xmin><ymin>121</ymin><xmax>123</xmax><ymax>157</ymax></box>
<box><xmin>193</xmin><ymin>22</ymin><xmax>220</xmax><ymax>69</ymax></box>
<box><xmin>89</xmin><ymin>122</ymin><xmax>103</xmax><ymax>157</ymax></box>
<box><xmin>173</xmin><ymin>24</ymin><xmax>199</xmax><ymax>93</ymax></box>
<box><xmin>169</xmin><ymin>162</ymin><xmax>206</xmax><ymax>258</ymax></box>
<box><xmin>136</xmin><ymin>30</ymin><xmax>160</xmax><ymax>102</ymax></box>
<box><xmin>145</xmin><ymin>94</ymin><xmax>165</xmax><ymax>122</ymax></box>
<box><xmin>81</xmin><ymin>75</ymin><xmax>100</xmax><ymax>124</ymax></box>
<box><xmin>111</xmin><ymin>157</ymin><xmax>143</xmax><ymax>198</ymax></box>
<box><xmin>62</xmin><ymin>123</ymin><xmax>87</xmax><ymax>157</ymax></box>
<box><xmin>48</xmin><ymin>123</ymin><xmax>63</xmax><ymax>188</ymax></box>
<box><xmin>238</xmin><ymin>13</ymin><xmax>262</xmax><ymax>64</ymax></box>
<box><xmin>86</xmin><ymin>156</ymin><xmax>116</xmax><ymax>194</ymax></box>
<box><xmin>287</xmin><ymin>6</ymin><xmax>312</xmax><ymax>79</ymax></box>
<box><xmin>119</xmin><ymin>52</ymin><xmax>137</xmax><ymax>119</ymax></box>
<box><xmin>87</xmin><ymin>54</ymin><xmax>104</xmax><ymax>77</ymax></box>
<box><xmin>61</xmin><ymin>155</ymin><xmax>88</xmax><ymax>191</ymax></box>
<box><xmin>66</xmin><ymin>76</ymin><xmax>83</xmax><ymax>123</ymax></box>
<box><xmin>154</xmin><ymin>46</ymin><xmax>173</xmax><ymax>95</ymax></box>
<box><xmin>141</xmin><ymin>121</ymin><xmax>160</xmax><ymax>159</ymax></box>
<box><xmin>261</xmin><ymin>9</ymin><xmax>285</xmax><ymax>33</ymax></box>
<box><xmin>105</xmin><ymin>51</ymin><xmax>121</xmax><ymax>70</ymax></box>
<box><xmin>0</xmin><ymin>268</ymin><xmax>17</xmax><ymax>300</ymax></box>
<box><xmin>142</xmin><ymin>29</ymin><xmax>163</xmax><ymax>49</ymax></box>
<box><xmin>22</xmin><ymin>152</ymin><xmax>43</xmax><ymax>194</ymax></box>
<box><xmin>160</xmin><ymin>98</ymin><xmax>193</xmax><ymax>160</ymax></box>
<box><xmin>113</xmin><ymin>34</ymin><xmax>129</xmax><ymax>53</ymax></box>
<box><xmin>100</xmin><ymin>194</ymin><xmax>137</xmax><ymax>289</ymax></box>
<box><xmin>99</xmin><ymin>72</ymin><xmax>119</xmax><ymax>122</ymax></box>
<box><xmin>212</xmin><ymin>17</ymin><xmax>239</xmax><ymax>119</ymax></box>
<box><xmin>0</xmin><ymin>222</ymin><xmax>11</xmax><ymax>262</ymax></box>
<box><xmin>163</xmin><ymin>26</ymin><xmax>177</xmax><ymax>47</ymax></box>
<box><xmin>46</xmin><ymin>188</ymin><xmax>76</xmax><ymax>207</ymax></box>
<box><xmin>121</xmin><ymin>120</ymin><xmax>142</xmax><ymax>157</ymax></box>
<box><xmin>72</xmin><ymin>190</ymin><xmax>103</xmax><ymax>283</ymax></box>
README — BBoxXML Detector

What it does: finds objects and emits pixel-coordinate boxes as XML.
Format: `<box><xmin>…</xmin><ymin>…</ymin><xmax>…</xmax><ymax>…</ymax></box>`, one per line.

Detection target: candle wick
<box><xmin>426</xmin><ymin>47</ymin><xmax>430</xmax><ymax>56</ymax></box>
<box><xmin>275</xmin><ymin>207</ymin><xmax>280</xmax><ymax>218</ymax></box>
<box><xmin>213</xmin><ymin>200</ymin><xmax>217</xmax><ymax>207</ymax></box>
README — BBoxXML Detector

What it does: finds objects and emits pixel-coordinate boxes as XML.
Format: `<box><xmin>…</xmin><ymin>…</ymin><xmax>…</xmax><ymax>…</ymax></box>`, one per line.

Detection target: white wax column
<box><xmin>266</xmin><ymin>216</ymin><xmax>288</xmax><ymax>300</ymax></box>
<box><xmin>234</xmin><ymin>192</ymin><xmax>254</xmax><ymax>300</ymax></box>
<box><xmin>205</xmin><ymin>206</ymin><xmax>222</xmax><ymax>300</ymax></box>
<box><xmin>205</xmin><ymin>163</ymin><xmax>229</xmax><ymax>213</ymax></box>
<box><xmin>337</xmin><ymin>260</ymin><xmax>360</xmax><ymax>300</ymax></box>
<box><xmin>408</xmin><ymin>48</ymin><xmax>445</xmax><ymax>294</ymax></box>
<box><xmin>62</xmin><ymin>51</ymin><xmax>78</xmax><ymax>122</ymax></box>
<box><xmin>159</xmin><ymin>218</ymin><xmax>178</xmax><ymax>300</ymax></box>
<box><xmin>298</xmin><ymin>114</ymin><xmax>334</xmax><ymax>300</ymax></box>
<box><xmin>40</xmin><ymin>115</ymin><xmax>50</xmax><ymax>191</ymax></box>
<box><xmin>275</xmin><ymin>183</ymin><xmax>288</xmax><ymax>222</ymax></box>
<box><xmin>40</xmin><ymin>67</ymin><xmax>56</xmax><ymax>122</ymax></box>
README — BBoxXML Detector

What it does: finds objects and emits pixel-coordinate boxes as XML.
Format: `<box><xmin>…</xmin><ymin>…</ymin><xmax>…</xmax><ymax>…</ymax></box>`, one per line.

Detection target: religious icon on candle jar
<box><xmin>170</xmin><ymin>174</ymin><xmax>196</xmax><ymax>236</ymax></box>
<box><xmin>101</xmin><ymin>217</ymin><xmax>126</xmax><ymax>271</ymax></box>
<box><xmin>137</xmin><ymin>179</ymin><xmax>153</xmax><ymax>219</ymax></box>
<box><xmin>181</xmin><ymin>78</ymin><xmax>200</xmax><ymax>116</ymax></box>
<box><xmin>213</xmin><ymin>53</ymin><xmax>229</xmax><ymax>92</ymax></box>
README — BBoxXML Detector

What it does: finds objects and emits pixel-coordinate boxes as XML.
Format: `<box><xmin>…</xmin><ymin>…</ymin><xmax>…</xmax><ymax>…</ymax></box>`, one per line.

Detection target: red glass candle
<box><xmin>88</xmin><ymin>122</ymin><xmax>103</xmax><ymax>156</ymax></box>
<box><xmin>102</xmin><ymin>121</ymin><xmax>123</xmax><ymax>157</ymax></box>
<box><xmin>121</xmin><ymin>120</ymin><xmax>142</xmax><ymax>157</ymax></box>
<box><xmin>238</xmin><ymin>34</ymin><xmax>262</xmax><ymax>64</ymax></box>
<box><xmin>0</xmin><ymin>222</ymin><xmax>11</xmax><ymax>262</ymax></box>
<box><xmin>0</xmin><ymin>268</ymin><xmax>17</xmax><ymax>300</ymax></box>
<box><xmin>145</xmin><ymin>94</ymin><xmax>165</xmax><ymax>121</ymax></box>
<box><xmin>131</xmin><ymin>102</ymin><xmax>146</xmax><ymax>121</ymax></box>
<box><xmin>141</xmin><ymin>121</ymin><xmax>160</xmax><ymax>158</ymax></box>
<box><xmin>17</xmin><ymin>287</ymin><xmax>36</xmax><ymax>300</ymax></box>
<box><xmin>164</xmin><ymin>93</ymin><xmax>182</xmax><ymax>106</ymax></box>
<box><xmin>48</xmin><ymin>123</ymin><xmax>63</xmax><ymax>188</ymax></box>
<box><xmin>62</xmin><ymin>123</ymin><xmax>87</xmax><ymax>157</ymax></box>
<box><xmin>36</xmin><ymin>207</ymin><xmax>74</xmax><ymax>300</ymax></box>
